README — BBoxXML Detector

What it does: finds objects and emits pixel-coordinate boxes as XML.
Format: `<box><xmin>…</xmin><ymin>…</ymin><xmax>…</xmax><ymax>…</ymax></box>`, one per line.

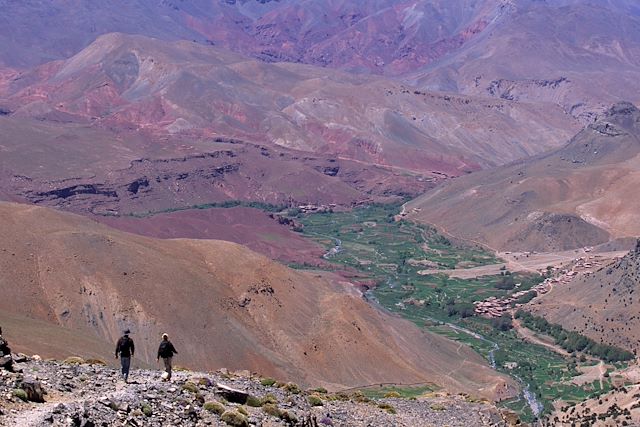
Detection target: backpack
<box><xmin>0</xmin><ymin>336</ymin><xmax>9</xmax><ymax>354</ymax></box>
<box><xmin>158</xmin><ymin>341</ymin><xmax>172</xmax><ymax>358</ymax></box>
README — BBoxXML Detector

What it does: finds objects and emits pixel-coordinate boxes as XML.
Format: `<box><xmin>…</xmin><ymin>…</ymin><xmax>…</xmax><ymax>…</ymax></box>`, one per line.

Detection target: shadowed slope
<box><xmin>0</xmin><ymin>202</ymin><xmax>517</xmax><ymax>399</ymax></box>
<box><xmin>407</xmin><ymin>102</ymin><xmax>640</xmax><ymax>252</ymax></box>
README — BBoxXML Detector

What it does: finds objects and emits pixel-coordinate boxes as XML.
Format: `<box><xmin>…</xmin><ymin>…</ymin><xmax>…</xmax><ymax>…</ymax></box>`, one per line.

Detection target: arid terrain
<box><xmin>528</xmin><ymin>241</ymin><xmax>640</xmax><ymax>355</ymax></box>
<box><xmin>1</xmin><ymin>2</ymin><xmax>640</xmax><ymax>425</ymax></box>
<box><xmin>0</xmin><ymin>201</ymin><xmax>516</xmax><ymax>399</ymax></box>
<box><xmin>407</xmin><ymin>102</ymin><xmax>640</xmax><ymax>252</ymax></box>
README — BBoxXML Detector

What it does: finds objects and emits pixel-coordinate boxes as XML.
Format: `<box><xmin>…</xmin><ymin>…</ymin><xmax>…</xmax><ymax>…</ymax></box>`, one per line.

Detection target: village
<box><xmin>473</xmin><ymin>252</ymin><xmax>615</xmax><ymax>318</ymax></box>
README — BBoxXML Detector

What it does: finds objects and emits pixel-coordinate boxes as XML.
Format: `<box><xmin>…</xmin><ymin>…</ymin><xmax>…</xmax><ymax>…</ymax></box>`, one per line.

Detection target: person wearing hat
<box><xmin>115</xmin><ymin>329</ymin><xmax>135</xmax><ymax>382</ymax></box>
<box><xmin>157</xmin><ymin>333</ymin><xmax>178</xmax><ymax>381</ymax></box>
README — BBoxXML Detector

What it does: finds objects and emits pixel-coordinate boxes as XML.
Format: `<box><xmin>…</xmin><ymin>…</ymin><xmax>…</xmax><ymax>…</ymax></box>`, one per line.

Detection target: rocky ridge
<box><xmin>0</xmin><ymin>355</ymin><xmax>509</xmax><ymax>427</ymax></box>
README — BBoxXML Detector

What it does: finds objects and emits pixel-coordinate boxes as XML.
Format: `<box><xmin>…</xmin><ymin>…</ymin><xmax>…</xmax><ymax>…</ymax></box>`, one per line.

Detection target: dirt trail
<box><xmin>5</xmin><ymin>383</ymin><xmax>130</xmax><ymax>427</ymax></box>
<box><xmin>512</xmin><ymin>319</ymin><xmax>571</xmax><ymax>357</ymax></box>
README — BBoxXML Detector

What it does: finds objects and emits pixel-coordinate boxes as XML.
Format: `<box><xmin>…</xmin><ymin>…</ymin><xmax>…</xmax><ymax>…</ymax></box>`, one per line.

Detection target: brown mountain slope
<box><xmin>407</xmin><ymin>102</ymin><xmax>640</xmax><ymax>252</ymax></box>
<box><xmin>0</xmin><ymin>33</ymin><xmax>578</xmax><ymax>173</ymax></box>
<box><xmin>0</xmin><ymin>202</ymin><xmax>516</xmax><ymax>399</ymax></box>
<box><xmin>527</xmin><ymin>241</ymin><xmax>640</xmax><ymax>355</ymax></box>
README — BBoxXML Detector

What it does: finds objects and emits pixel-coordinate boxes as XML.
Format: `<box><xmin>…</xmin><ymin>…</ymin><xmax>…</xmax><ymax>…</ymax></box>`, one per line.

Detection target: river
<box><xmin>364</xmin><ymin>287</ymin><xmax>543</xmax><ymax>419</ymax></box>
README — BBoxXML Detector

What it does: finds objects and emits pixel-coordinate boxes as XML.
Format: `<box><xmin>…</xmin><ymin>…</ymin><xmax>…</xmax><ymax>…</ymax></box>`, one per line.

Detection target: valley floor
<box><xmin>289</xmin><ymin>203</ymin><xmax>637</xmax><ymax>424</ymax></box>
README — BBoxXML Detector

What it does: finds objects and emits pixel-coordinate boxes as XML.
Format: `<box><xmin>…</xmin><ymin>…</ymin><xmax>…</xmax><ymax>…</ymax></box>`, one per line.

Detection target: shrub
<box><xmin>141</xmin><ymin>404</ymin><xmax>153</xmax><ymax>417</ymax></box>
<box><xmin>246</xmin><ymin>395</ymin><xmax>262</xmax><ymax>407</ymax></box>
<box><xmin>203</xmin><ymin>401</ymin><xmax>226</xmax><ymax>415</ymax></box>
<box><xmin>262</xmin><ymin>403</ymin><xmax>283</xmax><ymax>418</ymax></box>
<box><xmin>312</xmin><ymin>387</ymin><xmax>328</xmax><ymax>394</ymax></box>
<box><xmin>85</xmin><ymin>358</ymin><xmax>107</xmax><ymax>366</ymax></box>
<box><xmin>12</xmin><ymin>389</ymin><xmax>28</xmax><ymax>402</ymax></box>
<box><xmin>308</xmin><ymin>395</ymin><xmax>324</xmax><ymax>406</ymax></box>
<box><xmin>384</xmin><ymin>391</ymin><xmax>401</xmax><ymax>398</ymax></box>
<box><xmin>182</xmin><ymin>382</ymin><xmax>199</xmax><ymax>394</ymax></box>
<box><xmin>197</xmin><ymin>377</ymin><xmax>213</xmax><ymax>387</ymax></box>
<box><xmin>260</xmin><ymin>377</ymin><xmax>277</xmax><ymax>387</ymax></box>
<box><xmin>491</xmin><ymin>315</ymin><xmax>513</xmax><ymax>331</ymax></box>
<box><xmin>430</xmin><ymin>403</ymin><xmax>446</xmax><ymax>411</ymax></box>
<box><xmin>63</xmin><ymin>356</ymin><xmax>85</xmax><ymax>365</ymax></box>
<box><xmin>261</xmin><ymin>394</ymin><xmax>278</xmax><ymax>405</ymax></box>
<box><xmin>237</xmin><ymin>406</ymin><xmax>249</xmax><ymax>416</ymax></box>
<box><xmin>220</xmin><ymin>410</ymin><xmax>249</xmax><ymax>427</ymax></box>
<box><xmin>281</xmin><ymin>410</ymin><xmax>298</xmax><ymax>424</ymax></box>
<box><xmin>334</xmin><ymin>392</ymin><xmax>350</xmax><ymax>401</ymax></box>
<box><xmin>350</xmin><ymin>391</ymin><xmax>369</xmax><ymax>403</ymax></box>
<box><xmin>378</xmin><ymin>403</ymin><xmax>396</xmax><ymax>414</ymax></box>
<box><xmin>283</xmin><ymin>382</ymin><xmax>301</xmax><ymax>394</ymax></box>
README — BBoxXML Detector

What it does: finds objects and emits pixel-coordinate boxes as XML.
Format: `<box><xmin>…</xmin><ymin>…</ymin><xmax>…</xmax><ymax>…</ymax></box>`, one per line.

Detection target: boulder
<box><xmin>0</xmin><ymin>355</ymin><xmax>13</xmax><ymax>370</ymax></box>
<box><xmin>215</xmin><ymin>384</ymin><xmax>248</xmax><ymax>404</ymax></box>
<box><xmin>20</xmin><ymin>379</ymin><xmax>45</xmax><ymax>403</ymax></box>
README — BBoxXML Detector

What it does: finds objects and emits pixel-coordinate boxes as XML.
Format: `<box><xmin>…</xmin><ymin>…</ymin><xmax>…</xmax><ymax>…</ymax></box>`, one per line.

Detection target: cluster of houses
<box><xmin>296</xmin><ymin>203</ymin><xmax>336</xmax><ymax>214</ymax></box>
<box><xmin>474</xmin><ymin>254</ymin><xmax>612</xmax><ymax>318</ymax></box>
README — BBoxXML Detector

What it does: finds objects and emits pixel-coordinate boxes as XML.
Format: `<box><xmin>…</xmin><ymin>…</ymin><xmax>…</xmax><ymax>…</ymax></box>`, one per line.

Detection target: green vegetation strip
<box><xmin>515</xmin><ymin>311</ymin><xmax>634</xmax><ymax>362</ymax></box>
<box><xmin>123</xmin><ymin>200</ymin><xmax>288</xmax><ymax>218</ymax></box>
<box><xmin>293</xmin><ymin>203</ymin><xmax>624</xmax><ymax>422</ymax></box>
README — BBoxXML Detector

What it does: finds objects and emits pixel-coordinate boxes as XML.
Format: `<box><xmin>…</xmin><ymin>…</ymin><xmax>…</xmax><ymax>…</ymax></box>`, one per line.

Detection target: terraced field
<box><xmin>293</xmin><ymin>204</ymin><xmax>624</xmax><ymax>422</ymax></box>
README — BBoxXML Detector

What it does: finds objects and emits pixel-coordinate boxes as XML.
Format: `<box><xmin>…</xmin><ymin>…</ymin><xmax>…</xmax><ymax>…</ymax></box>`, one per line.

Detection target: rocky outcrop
<box><xmin>0</xmin><ymin>356</ymin><xmax>508</xmax><ymax>427</ymax></box>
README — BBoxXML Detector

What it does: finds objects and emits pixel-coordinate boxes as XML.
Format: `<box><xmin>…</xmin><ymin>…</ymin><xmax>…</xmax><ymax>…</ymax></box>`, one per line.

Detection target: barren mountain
<box><xmin>409</xmin><ymin>0</ymin><xmax>640</xmax><ymax>121</ymax></box>
<box><xmin>527</xmin><ymin>240</ymin><xmax>640</xmax><ymax>355</ymax></box>
<box><xmin>0</xmin><ymin>33</ymin><xmax>577</xmax><ymax>170</ymax></box>
<box><xmin>407</xmin><ymin>102</ymin><xmax>640</xmax><ymax>252</ymax></box>
<box><xmin>0</xmin><ymin>0</ymin><xmax>511</xmax><ymax>75</ymax></box>
<box><xmin>0</xmin><ymin>201</ymin><xmax>517</xmax><ymax>398</ymax></box>
<box><xmin>0</xmin><ymin>33</ymin><xmax>579</xmax><ymax>217</ymax></box>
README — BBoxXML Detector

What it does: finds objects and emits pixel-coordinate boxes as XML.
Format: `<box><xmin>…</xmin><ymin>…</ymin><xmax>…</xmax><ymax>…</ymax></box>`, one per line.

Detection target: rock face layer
<box><xmin>0</xmin><ymin>202</ymin><xmax>516</xmax><ymax>399</ymax></box>
<box><xmin>528</xmin><ymin>240</ymin><xmax>640</xmax><ymax>355</ymax></box>
<box><xmin>407</xmin><ymin>102</ymin><xmax>640</xmax><ymax>252</ymax></box>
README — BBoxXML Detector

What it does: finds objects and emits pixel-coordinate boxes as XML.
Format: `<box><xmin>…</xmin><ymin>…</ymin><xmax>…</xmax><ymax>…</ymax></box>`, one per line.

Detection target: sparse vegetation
<box><xmin>127</xmin><ymin>200</ymin><xmax>287</xmax><ymax>218</ymax></box>
<box><xmin>282</xmin><ymin>382</ymin><xmax>301</xmax><ymax>394</ymax></box>
<box><xmin>203</xmin><ymin>401</ymin><xmax>226</xmax><ymax>415</ymax></box>
<box><xmin>260</xmin><ymin>377</ymin><xmax>277</xmax><ymax>387</ymax></box>
<box><xmin>181</xmin><ymin>381</ymin><xmax>199</xmax><ymax>394</ymax></box>
<box><xmin>378</xmin><ymin>402</ymin><xmax>397</xmax><ymax>414</ymax></box>
<box><xmin>308</xmin><ymin>395</ymin><xmax>324</xmax><ymax>406</ymax></box>
<box><xmin>220</xmin><ymin>410</ymin><xmax>249</xmax><ymax>427</ymax></box>
<box><xmin>63</xmin><ymin>356</ymin><xmax>85</xmax><ymax>365</ymax></box>
<box><xmin>12</xmin><ymin>389</ymin><xmax>28</xmax><ymax>401</ymax></box>
<box><xmin>141</xmin><ymin>404</ymin><xmax>153</xmax><ymax>417</ymax></box>
<box><xmin>262</xmin><ymin>403</ymin><xmax>283</xmax><ymax>418</ymax></box>
<box><xmin>245</xmin><ymin>395</ymin><xmax>262</xmax><ymax>407</ymax></box>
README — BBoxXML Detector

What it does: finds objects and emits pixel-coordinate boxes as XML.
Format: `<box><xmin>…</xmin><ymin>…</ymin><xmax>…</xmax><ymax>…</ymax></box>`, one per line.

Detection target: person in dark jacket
<box><xmin>115</xmin><ymin>329</ymin><xmax>135</xmax><ymax>382</ymax></box>
<box><xmin>157</xmin><ymin>333</ymin><xmax>178</xmax><ymax>381</ymax></box>
<box><xmin>0</xmin><ymin>326</ymin><xmax>13</xmax><ymax>372</ymax></box>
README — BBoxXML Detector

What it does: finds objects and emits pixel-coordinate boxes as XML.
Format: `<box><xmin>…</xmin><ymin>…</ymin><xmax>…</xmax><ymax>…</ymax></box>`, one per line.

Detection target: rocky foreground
<box><xmin>0</xmin><ymin>355</ymin><xmax>510</xmax><ymax>426</ymax></box>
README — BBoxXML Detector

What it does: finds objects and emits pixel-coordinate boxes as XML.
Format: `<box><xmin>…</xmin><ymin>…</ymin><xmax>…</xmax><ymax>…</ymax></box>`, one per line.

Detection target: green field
<box><xmin>293</xmin><ymin>203</ymin><xmax>619</xmax><ymax>422</ymax></box>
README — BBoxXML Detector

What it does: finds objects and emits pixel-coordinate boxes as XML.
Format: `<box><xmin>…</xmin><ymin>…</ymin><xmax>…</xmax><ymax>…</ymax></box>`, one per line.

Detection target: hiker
<box><xmin>115</xmin><ymin>329</ymin><xmax>135</xmax><ymax>382</ymax></box>
<box><xmin>0</xmin><ymin>326</ymin><xmax>14</xmax><ymax>371</ymax></box>
<box><xmin>157</xmin><ymin>333</ymin><xmax>178</xmax><ymax>381</ymax></box>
